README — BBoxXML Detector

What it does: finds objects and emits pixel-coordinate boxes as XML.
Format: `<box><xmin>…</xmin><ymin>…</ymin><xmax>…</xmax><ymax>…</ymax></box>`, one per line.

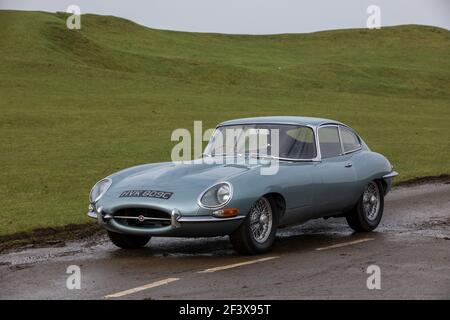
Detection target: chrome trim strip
<box><xmin>109</xmin><ymin>216</ymin><xmax>171</xmax><ymax>221</ymax></box>
<box><xmin>341</xmin><ymin>147</ymin><xmax>362</xmax><ymax>155</ymax></box>
<box><xmin>312</xmin><ymin>125</ymin><xmax>322</xmax><ymax>161</ymax></box>
<box><xmin>337</xmin><ymin>125</ymin><xmax>345</xmax><ymax>155</ymax></box>
<box><xmin>382</xmin><ymin>171</ymin><xmax>399</xmax><ymax>179</ymax></box>
<box><xmin>171</xmin><ymin>209</ymin><xmax>181</xmax><ymax>228</ymax></box>
<box><xmin>178</xmin><ymin>215</ymin><xmax>245</xmax><ymax>223</ymax></box>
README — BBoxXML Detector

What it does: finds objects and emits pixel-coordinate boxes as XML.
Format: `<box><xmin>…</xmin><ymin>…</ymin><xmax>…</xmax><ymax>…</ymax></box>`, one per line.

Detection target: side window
<box><xmin>340</xmin><ymin>126</ymin><xmax>361</xmax><ymax>153</ymax></box>
<box><xmin>319</xmin><ymin>126</ymin><xmax>342</xmax><ymax>158</ymax></box>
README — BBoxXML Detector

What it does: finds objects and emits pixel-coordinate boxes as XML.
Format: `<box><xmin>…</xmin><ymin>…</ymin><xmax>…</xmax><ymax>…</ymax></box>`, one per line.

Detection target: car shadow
<box><xmin>106</xmin><ymin>217</ymin><xmax>383</xmax><ymax>259</ymax></box>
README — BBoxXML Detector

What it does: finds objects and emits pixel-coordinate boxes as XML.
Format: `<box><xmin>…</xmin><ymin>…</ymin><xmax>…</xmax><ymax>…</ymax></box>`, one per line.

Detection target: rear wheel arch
<box><xmin>346</xmin><ymin>179</ymin><xmax>384</xmax><ymax>232</ymax></box>
<box><xmin>376</xmin><ymin>178</ymin><xmax>388</xmax><ymax>196</ymax></box>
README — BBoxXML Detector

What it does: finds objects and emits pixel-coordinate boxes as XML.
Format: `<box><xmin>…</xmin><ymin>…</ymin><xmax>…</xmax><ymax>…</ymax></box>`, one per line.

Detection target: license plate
<box><xmin>119</xmin><ymin>190</ymin><xmax>173</xmax><ymax>199</ymax></box>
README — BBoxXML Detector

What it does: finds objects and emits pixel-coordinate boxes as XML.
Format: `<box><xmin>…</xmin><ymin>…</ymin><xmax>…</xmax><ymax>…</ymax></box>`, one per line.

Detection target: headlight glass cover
<box><xmin>199</xmin><ymin>182</ymin><xmax>232</xmax><ymax>208</ymax></box>
<box><xmin>89</xmin><ymin>178</ymin><xmax>112</xmax><ymax>203</ymax></box>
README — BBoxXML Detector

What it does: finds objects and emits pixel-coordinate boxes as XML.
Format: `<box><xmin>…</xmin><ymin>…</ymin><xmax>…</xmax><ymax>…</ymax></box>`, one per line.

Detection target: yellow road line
<box><xmin>315</xmin><ymin>238</ymin><xmax>375</xmax><ymax>251</ymax></box>
<box><xmin>198</xmin><ymin>256</ymin><xmax>279</xmax><ymax>273</ymax></box>
<box><xmin>105</xmin><ymin>277</ymin><xmax>179</xmax><ymax>298</ymax></box>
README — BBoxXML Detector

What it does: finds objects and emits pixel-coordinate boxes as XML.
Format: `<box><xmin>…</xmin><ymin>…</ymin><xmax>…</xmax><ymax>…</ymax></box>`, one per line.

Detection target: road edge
<box><xmin>1</xmin><ymin>174</ymin><xmax>448</xmax><ymax>254</ymax></box>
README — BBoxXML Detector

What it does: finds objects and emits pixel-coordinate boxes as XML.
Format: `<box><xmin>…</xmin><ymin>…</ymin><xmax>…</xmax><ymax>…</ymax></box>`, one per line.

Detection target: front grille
<box><xmin>113</xmin><ymin>208</ymin><xmax>171</xmax><ymax>228</ymax></box>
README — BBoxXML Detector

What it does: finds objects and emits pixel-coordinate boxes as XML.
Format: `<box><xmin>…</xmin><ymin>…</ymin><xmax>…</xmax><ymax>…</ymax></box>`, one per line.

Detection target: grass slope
<box><xmin>0</xmin><ymin>10</ymin><xmax>449</xmax><ymax>236</ymax></box>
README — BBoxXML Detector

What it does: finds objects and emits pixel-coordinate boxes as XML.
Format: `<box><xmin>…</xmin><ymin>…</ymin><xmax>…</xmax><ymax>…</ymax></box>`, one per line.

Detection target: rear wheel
<box><xmin>107</xmin><ymin>231</ymin><xmax>151</xmax><ymax>249</ymax></box>
<box><xmin>230</xmin><ymin>196</ymin><xmax>278</xmax><ymax>254</ymax></box>
<box><xmin>346</xmin><ymin>181</ymin><xmax>384</xmax><ymax>232</ymax></box>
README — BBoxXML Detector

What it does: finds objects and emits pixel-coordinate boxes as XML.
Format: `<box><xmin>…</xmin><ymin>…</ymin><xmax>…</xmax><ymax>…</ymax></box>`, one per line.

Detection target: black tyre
<box><xmin>230</xmin><ymin>196</ymin><xmax>279</xmax><ymax>254</ymax></box>
<box><xmin>346</xmin><ymin>181</ymin><xmax>384</xmax><ymax>232</ymax></box>
<box><xmin>107</xmin><ymin>230</ymin><xmax>151</xmax><ymax>249</ymax></box>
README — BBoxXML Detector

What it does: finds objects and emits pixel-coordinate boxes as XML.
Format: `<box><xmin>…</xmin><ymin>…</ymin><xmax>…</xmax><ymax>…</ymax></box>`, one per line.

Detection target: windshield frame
<box><xmin>204</xmin><ymin>123</ymin><xmax>321</xmax><ymax>162</ymax></box>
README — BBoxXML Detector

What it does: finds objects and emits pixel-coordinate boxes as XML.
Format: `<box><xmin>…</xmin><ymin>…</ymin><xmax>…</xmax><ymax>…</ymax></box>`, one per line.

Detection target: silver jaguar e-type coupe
<box><xmin>88</xmin><ymin>116</ymin><xmax>398</xmax><ymax>254</ymax></box>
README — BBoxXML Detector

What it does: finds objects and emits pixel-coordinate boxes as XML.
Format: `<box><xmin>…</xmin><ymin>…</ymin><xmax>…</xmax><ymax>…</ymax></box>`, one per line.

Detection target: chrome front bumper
<box><xmin>87</xmin><ymin>208</ymin><xmax>245</xmax><ymax>237</ymax></box>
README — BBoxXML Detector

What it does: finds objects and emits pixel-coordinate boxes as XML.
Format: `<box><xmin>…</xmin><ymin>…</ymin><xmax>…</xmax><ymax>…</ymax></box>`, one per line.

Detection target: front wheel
<box><xmin>229</xmin><ymin>196</ymin><xmax>278</xmax><ymax>254</ymax></box>
<box><xmin>107</xmin><ymin>230</ymin><xmax>151</xmax><ymax>249</ymax></box>
<box><xmin>346</xmin><ymin>181</ymin><xmax>384</xmax><ymax>232</ymax></box>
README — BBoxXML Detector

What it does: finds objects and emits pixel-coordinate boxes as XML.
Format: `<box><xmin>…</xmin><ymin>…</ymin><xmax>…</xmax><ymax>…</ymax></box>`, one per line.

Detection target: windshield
<box><xmin>204</xmin><ymin>124</ymin><xmax>316</xmax><ymax>160</ymax></box>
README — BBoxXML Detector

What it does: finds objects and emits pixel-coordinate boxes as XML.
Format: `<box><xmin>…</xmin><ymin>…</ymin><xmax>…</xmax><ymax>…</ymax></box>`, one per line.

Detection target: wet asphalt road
<box><xmin>0</xmin><ymin>182</ymin><xmax>449</xmax><ymax>300</ymax></box>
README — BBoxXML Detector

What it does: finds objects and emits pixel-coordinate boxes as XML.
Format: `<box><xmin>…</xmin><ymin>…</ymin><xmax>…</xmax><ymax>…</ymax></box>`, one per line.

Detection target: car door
<box><xmin>314</xmin><ymin>125</ymin><xmax>357</xmax><ymax>214</ymax></box>
<box><xmin>272</xmin><ymin>125</ymin><xmax>317</xmax><ymax>225</ymax></box>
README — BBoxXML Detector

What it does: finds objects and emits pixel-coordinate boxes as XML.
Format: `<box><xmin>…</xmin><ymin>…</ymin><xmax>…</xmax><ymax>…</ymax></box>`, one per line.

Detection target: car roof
<box><xmin>218</xmin><ymin>116</ymin><xmax>344</xmax><ymax>128</ymax></box>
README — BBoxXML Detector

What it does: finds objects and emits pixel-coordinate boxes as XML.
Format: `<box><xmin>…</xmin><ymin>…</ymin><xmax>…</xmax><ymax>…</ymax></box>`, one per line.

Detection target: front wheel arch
<box><xmin>263</xmin><ymin>192</ymin><xmax>286</xmax><ymax>218</ymax></box>
<box><xmin>230</xmin><ymin>195</ymin><xmax>280</xmax><ymax>254</ymax></box>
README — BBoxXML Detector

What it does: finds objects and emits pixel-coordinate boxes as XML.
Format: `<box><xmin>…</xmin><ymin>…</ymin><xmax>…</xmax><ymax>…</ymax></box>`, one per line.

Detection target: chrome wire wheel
<box><xmin>249</xmin><ymin>197</ymin><xmax>273</xmax><ymax>244</ymax></box>
<box><xmin>363</xmin><ymin>182</ymin><xmax>381</xmax><ymax>221</ymax></box>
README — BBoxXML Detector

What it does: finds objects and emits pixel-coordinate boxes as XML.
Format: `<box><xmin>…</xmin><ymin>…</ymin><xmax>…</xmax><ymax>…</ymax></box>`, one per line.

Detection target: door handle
<box><xmin>345</xmin><ymin>162</ymin><xmax>353</xmax><ymax>168</ymax></box>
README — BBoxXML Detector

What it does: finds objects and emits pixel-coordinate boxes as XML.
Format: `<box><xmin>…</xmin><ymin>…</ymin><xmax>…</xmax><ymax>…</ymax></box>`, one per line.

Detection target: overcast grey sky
<box><xmin>1</xmin><ymin>0</ymin><xmax>448</xmax><ymax>34</ymax></box>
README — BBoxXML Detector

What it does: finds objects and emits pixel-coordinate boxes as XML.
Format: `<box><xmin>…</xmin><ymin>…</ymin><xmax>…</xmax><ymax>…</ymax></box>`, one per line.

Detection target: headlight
<box><xmin>89</xmin><ymin>178</ymin><xmax>112</xmax><ymax>203</ymax></box>
<box><xmin>198</xmin><ymin>182</ymin><xmax>233</xmax><ymax>208</ymax></box>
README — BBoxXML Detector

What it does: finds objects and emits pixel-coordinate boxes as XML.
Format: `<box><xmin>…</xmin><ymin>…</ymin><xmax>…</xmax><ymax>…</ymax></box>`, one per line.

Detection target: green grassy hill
<box><xmin>0</xmin><ymin>10</ymin><xmax>449</xmax><ymax>236</ymax></box>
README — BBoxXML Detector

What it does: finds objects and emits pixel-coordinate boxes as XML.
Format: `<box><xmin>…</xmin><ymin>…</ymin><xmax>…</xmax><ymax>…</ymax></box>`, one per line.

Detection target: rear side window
<box><xmin>319</xmin><ymin>126</ymin><xmax>342</xmax><ymax>158</ymax></box>
<box><xmin>340</xmin><ymin>127</ymin><xmax>361</xmax><ymax>153</ymax></box>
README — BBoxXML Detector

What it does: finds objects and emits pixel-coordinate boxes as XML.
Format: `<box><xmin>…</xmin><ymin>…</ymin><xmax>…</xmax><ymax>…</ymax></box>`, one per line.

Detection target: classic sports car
<box><xmin>88</xmin><ymin>116</ymin><xmax>398</xmax><ymax>254</ymax></box>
